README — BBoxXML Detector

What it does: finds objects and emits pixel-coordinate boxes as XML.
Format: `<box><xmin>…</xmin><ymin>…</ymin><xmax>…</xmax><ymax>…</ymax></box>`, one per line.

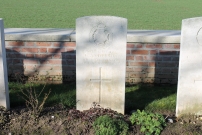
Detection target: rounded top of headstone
<box><xmin>76</xmin><ymin>16</ymin><xmax>127</xmax><ymax>20</ymax></box>
<box><xmin>196</xmin><ymin>27</ymin><xmax>202</xmax><ymax>46</ymax></box>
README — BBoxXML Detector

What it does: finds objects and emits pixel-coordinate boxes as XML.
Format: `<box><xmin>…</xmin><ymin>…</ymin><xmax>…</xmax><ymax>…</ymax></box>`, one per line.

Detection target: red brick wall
<box><xmin>5</xmin><ymin>41</ymin><xmax>180</xmax><ymax>84</ymax></box>
<box><xmin>126</xmin><ymin>43</ymin><xmax>179</xmax><ymax>84</ymax></box>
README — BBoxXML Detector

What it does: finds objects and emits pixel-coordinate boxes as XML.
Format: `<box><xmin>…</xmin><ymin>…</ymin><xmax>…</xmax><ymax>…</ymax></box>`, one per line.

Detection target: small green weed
<box><xmin>93</xmin><ymin>115</ymin><xmax>129</xmax><ymax>135</ymax></box>
<box><xmin>130</xmin><ymin>110</ymin><xmax>166</xmax><ymax>135</ymax></box>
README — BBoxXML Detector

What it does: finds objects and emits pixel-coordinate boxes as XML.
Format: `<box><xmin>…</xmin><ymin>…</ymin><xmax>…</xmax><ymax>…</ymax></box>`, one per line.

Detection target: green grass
<box><xmin>0</xmin><ymin>0</ymin><xmax>202</xmax><ymax>29</ymax></box>
<box><xmin>125</xmin><ymin>84</ymin><xmax>177</xmax><ymax>113</ymax></box>
<box><xmin>9</xmin><ymin>82</ymin><xmax>177</xmax><ymax>113</ymax></box>
<box><xmin>9</xmin><ymin>82</ymin><xmax>76</xmax><ymax>108</ymax></box>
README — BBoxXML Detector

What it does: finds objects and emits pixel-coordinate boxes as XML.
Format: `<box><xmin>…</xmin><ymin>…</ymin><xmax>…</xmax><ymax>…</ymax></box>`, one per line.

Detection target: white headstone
<box><xmin>76</xmin><ymin>16</ymin><xmax>127</xmax><ymax>114</ymax></box>
<box><xmin>176</xmin><ymin>17</ymin><xmax>202</xmax><ymax>116</ymax></box>
<box><xmin>0</xmin><ymin>19</ymin><xmax>10</xmax><ymax>109</ymax></box>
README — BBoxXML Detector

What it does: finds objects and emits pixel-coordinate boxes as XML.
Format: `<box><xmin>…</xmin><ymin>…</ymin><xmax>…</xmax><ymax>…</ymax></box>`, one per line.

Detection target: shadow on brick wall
<box><xmin>6</xmin><ymin>49</ymin><xmax>26</xmax><ymax>82</ymax></box>
<box><xmin>6</xmin><ymin>40</ymin><xmax>76</xmax><ymax>83</ymax></box>
<box><xmin>154</xmin><ymin>51</ymin><xmax>179</xmax><ymax>84</ymax></box>
<box><xmin>62</xmin><ymin>51</ymin><xmax>76</xmax><ymax>83</ymax></box>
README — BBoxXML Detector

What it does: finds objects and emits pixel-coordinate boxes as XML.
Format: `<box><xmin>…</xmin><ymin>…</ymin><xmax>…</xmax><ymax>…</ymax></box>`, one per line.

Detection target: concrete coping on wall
<box><xmin>4</xmin><ymin>28</ymin><xmax>181</xmax><ymax>43</ymax></box>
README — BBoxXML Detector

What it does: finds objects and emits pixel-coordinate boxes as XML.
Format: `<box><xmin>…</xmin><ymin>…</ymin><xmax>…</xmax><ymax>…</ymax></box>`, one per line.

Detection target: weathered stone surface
<box><xmin>176</xmin><ymin>17</ymin><xmax>202</xmax><ymax>116</ymax></box>
<box><xmin>76</xmin><ymin>16</ymin><xmax>127</xmax><ymax>114</ymax></box>
<box><xmin>0</xmin><ymin>19</ymin><xmax>10</xmax><ymax>109</ymax></box>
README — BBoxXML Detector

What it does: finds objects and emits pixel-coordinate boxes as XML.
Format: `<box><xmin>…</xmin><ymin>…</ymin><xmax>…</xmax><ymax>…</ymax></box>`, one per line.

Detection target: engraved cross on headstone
<box><xmin>90</xmin><ymin>67</ymin><xmax>111</xmax><ymax>103</ymax></box>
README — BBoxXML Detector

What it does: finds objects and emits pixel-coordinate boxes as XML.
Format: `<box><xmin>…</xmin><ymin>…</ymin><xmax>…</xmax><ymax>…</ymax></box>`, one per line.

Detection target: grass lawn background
<box><xmin>1</xmin><ymin>0</ymin><xmax>202</xmax><ymax>29</ymax></box>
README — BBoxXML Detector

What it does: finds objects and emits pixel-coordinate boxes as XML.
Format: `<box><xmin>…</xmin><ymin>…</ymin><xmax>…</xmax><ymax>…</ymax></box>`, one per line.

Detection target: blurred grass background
<box><xmin>0</xmin><ymin>0</ymin><xmax>202</xmax><ymax>29</ymax></box>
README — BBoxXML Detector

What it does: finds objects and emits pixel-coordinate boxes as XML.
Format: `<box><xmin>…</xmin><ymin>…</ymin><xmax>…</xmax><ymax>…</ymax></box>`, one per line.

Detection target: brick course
<box><xmin>5</xmin><ymin>41</ymin><xmax>180</xmax><ymax>84</ymax></box>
